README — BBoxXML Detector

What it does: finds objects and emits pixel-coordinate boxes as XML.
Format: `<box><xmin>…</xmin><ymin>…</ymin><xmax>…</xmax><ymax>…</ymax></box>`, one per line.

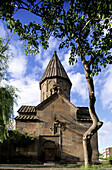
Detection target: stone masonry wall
<box><xmin>16</xmin><ymin>95</ymin><xmax>99</xmax><ymax>164</ymax></box>
<box><xmin>40</xmin><ymin>78</ymin><xmax>71</xmax><ymax>102</ymax></box>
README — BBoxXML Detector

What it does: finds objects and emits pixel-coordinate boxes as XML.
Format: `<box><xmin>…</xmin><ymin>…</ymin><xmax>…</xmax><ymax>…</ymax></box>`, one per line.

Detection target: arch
<box><xmin>44</xmin><ymin>141</ymin><xmax>55</xmax><ymax>149</ymax></box>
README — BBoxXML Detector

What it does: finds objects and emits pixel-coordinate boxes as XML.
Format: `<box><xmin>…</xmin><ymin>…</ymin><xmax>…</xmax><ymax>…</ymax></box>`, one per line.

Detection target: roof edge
<box><xmin>39</xmin><ymin>76</ymin><xmax>72</xmax><ymax>90</ymax></box>
<box><xmin>17</xmin><ymin>105</ymin><xmax>36</xmax><ymax>113</ymax></box>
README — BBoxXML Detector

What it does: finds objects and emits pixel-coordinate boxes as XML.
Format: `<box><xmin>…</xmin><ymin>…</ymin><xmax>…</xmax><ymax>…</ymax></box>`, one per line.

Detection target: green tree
<box><xmin>0</xmin><ymin>37</ymin><xmax>17</xmax><ymax>142</ymax></box>
<box><xmin>0</xmin><ymin>0</ymin><xmax>112</xmax><ymax>167</ymax></box>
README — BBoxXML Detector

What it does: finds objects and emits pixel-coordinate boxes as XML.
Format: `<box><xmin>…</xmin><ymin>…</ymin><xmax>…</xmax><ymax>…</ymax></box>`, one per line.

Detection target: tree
<box><xmin>0</xmin><ymin>37</ymin><xmax>17</xmax><ymax>142</ymax></box>
<box><xmin>0</xmin><ymin>0</ymin><xmax>112</xmax><ymax>167</ymax></box>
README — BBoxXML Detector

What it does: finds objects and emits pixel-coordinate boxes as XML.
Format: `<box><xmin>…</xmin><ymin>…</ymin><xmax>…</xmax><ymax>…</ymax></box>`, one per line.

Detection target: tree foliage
<box><xmin>10</xmin><ymin>129</ymin><xmax>35</xmax><ymax>146</ymax></box>
<box><xmin>0</xmin><ymin>37</ymin><xmax>17</xmax><ymax>142</ymax></box>
<box><xmin>0</xmin><ymin>0</ymin><xmax>111</xmax><ymax>74</ymax></box>
<box><xmin>0</xmin><ymin>38</ymin><xmax>9</xmax><ymax>80</ymax></box>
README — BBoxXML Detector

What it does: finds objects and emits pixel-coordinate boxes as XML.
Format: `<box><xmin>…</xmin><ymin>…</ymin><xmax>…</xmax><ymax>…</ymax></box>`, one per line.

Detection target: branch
<box><xmin>82</xmin><ymin>19</ymin><xmax>91</xmax><ymax>32</ymax></box>
<box><xmin>12</xmin><ymin>7</ymin><xmax>19</xmax><ymax>16</ymax></box>
<box><xmin>35</xmin><ymin>0</ymin><xmax>42</xmax><ymax>6</ymax></box>
<box><xmin>74</xmin><ymin>18</ymin><xmax>91</xmax><ymax>44</ymax></box>
<box><xmin>18</xmin><ymin>7</ymin><xmax>43</xmax><ymax>17</ymax></box>
<box><xmin>16</xmin><ymin>0</ymin><xmax>44</xmax><ymax>18</ymax></box>
<box><xmin>87</xmin><ymin>49</ymin><xmax>101</xmax><ymax>66</ymax></box>
<box><xmin>95</xmin><ymin>18</ymin><xmax>112</xmax><ymax>21</ymax></box>
<box><xmin>5</xmin><ymin>33</ymin><xmax>14</xmax><ymax>47</ymax></box>
<box><xmin>17</xmin><ymin>0</ymin><xmax>29</xmax><ymax>8</ymax></box>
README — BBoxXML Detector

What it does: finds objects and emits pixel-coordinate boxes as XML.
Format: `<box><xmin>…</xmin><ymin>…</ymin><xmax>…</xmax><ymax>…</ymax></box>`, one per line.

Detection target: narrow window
<box><xmin>50</xmin><ymin>89</ymin><xmax>52</xmax><ymax>95</ymax></box>
<box><xmin>54</xmin><ymin>123</ymin><xmax>57</xmax><ymax>134</ymax></box>
<box><xmin>43</xmin><ymin>92</ymin><xmax>45</xmax><ymax>100</ymax></box>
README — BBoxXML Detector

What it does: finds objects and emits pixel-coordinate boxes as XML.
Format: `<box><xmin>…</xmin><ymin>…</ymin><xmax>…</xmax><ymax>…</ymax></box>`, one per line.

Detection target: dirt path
<box><xmin>0</xmin><ymin>164</ymin><xmax>112</xmax><ymax>170</ymax></box>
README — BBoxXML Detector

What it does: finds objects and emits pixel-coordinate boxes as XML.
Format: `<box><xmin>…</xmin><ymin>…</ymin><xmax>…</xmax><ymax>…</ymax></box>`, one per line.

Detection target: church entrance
<box><xmin>44</xmin><ymin>141</ymin><xmax>56</xmax><ymax>161</ymax></box>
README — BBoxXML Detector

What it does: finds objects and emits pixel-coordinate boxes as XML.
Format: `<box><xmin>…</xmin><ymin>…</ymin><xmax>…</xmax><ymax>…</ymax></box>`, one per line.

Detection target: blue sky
<box><xmin>0</xmin><ymin>8</ymin><xmax>112</xmax><ymax>153</ymax></box>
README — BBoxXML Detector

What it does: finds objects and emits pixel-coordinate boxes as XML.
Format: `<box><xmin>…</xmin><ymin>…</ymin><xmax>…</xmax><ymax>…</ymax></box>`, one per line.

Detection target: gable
<box><xmin>36</xmin><ymin>93</ymin><xmax>78</xmax><ymax>122</ymax></box>
<box><xmin>36</xmin><ymin>92</ymin><xmax>59</xmax><ymax>110</ymax></box>
<box><xmin>36</xmin><ymin>92</ymin><xmax>78</xmax><ymax>110</ymax></box>
<box><xmin>36</xmin><ymin>92</ymin><xmax>92</xmax><ymax>122</ymax></box>
<box><xmin>16</xmin><ymin>93</ymin><xmax>92</xmax><ymax>123</ymax></box>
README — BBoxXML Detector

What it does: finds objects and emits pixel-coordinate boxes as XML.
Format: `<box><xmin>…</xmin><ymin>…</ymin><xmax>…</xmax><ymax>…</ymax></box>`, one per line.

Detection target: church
<box><xmin>3</xmin><ymin>51</ymin><xmax>99</xmax><ymax>164</ymax></box>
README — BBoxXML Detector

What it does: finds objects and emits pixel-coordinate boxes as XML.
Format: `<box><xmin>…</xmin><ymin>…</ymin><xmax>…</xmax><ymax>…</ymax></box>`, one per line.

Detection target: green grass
<box><xmin>20</xmin><ymin>164</ymin><xmax>82</xmax><ymax>168</ymax></box>
<box><xmin>1</xmin><ymin>161</ymin><xmax>112</xmax><ymax>169</ymax></box>
<box><xmin>19</xmin><ymin>162</ymin><xmax>112</xmax><ymax>169</ymax></box>
<box><xmin>55</xmin><ymin>164</ymin><xmax>82</xmax><ymax>168</ymax></box>
<box><xmin>81</xmin><ymin>160</ymin><xmax>112</xmax><ymax>170</ymax></box>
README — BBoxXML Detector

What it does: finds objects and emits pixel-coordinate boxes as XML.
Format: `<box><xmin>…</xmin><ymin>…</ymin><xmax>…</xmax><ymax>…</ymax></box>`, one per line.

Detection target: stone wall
<box><xmin>0</xmin><ymin>132</ymin><xmax>39</xmax><ymax>163</ymax></box>
<box><xmin>16</xmin><ymin>95</ymin><xmax>99</xmax><ymax>164</ymax></box>
<box><xmin>40</xmin><ymin>78</ymin><xmax>71</xmax><ymax>102</ymax></box>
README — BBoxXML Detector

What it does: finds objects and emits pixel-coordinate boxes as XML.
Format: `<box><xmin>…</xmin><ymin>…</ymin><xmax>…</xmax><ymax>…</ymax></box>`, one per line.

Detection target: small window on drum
<box><xmin>54</xmin><ymin>86</ymin><xmax>58</xmax><ymax>92</ymax></box>
<box><xmin>50</xmin><ymin>89</ymin><xmax>52</xmax><ymax>95</ymax></box>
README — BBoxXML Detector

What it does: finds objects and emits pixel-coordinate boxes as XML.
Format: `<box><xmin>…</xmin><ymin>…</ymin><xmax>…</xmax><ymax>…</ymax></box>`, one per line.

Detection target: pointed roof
<box><xmin>39</xmin><ymin>51</ymin><xmax>72</xmax><ymax>87</ymax></box>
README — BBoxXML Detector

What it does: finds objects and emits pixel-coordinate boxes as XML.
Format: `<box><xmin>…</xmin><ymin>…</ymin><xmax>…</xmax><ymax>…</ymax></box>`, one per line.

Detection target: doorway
<box><xmin>44</xmin><ymin>141</ymin><xmax>56</xmax><ymax>161</ymax></box>
<box><xmin>45</xmin><ymin>148</ymin><xmax>55</xmax><ymax>161</ymax></box>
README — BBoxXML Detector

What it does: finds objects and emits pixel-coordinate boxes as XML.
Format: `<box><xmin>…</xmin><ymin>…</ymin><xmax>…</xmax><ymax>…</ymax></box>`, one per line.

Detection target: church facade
<box><xmin>14</xmin><ymin>51</ymin><xmax>99</xmax><ymax>164</ymax></box>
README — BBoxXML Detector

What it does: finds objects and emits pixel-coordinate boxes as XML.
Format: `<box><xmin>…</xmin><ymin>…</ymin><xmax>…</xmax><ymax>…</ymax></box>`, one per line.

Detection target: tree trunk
<box><xmin>82</xmin><ymin>62</ymin><xmax>103</xmax><ymax>168</ymax></box>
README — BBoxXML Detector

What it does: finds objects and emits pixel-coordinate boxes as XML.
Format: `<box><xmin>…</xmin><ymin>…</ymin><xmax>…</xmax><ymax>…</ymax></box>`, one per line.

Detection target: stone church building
<box><xmin>0</xmin><ymin>51</ymin><xmax>99</xmax><ymax>164</ymax></box>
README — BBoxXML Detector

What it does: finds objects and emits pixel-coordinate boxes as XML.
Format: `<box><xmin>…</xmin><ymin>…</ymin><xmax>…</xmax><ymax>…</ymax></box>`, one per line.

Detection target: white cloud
<box><xmin>98</xmin><ymin>119</ymin><xmax>112</xmax><ymax>152</ymax></box>
<box><xmin>8</xmin><ymin>42</ymin><xmax>27</xmax><ymax>79</ymax></box>
<box><xmin>31</xmin><ymin>66</ymin><xmax>42</xmax><ymax>79</ymax></box>
<box><xmin>35</xmin><ymin>37</ymin><xmax>60</xmax><ymax>59</ymax></box>
<box><xmin>8</xmin><ymin>56</ymin><xmax>27</xmax><ymax>78</ymax></box>
<box><xmin>6</xmin><ymin>38</ymin><xmax>40</xmax><ymax>117</ymax></box>
<box><xmin>49</xmin><ymin>36</ymin><xmax>60</xmax><ymax>49</ymax></box>
<box><xmin>103</xmin><ymin>28</ymin><xmax>109</xmax><ymax>36</ymax></box>
<box><xmin>100</xmin><ymin>65</ymin><xmax>112</xmax><ymax>110</ymax></box>
<box><xmin>35</xmin><ymin>37</ymin><xmax>68</xmax><ymax>72</ymax></box>
<box><xmin>39</xmin><ymin>57</ymin><xmax>51</xmax><ymax>70</ymax></box>
<box><xmin>0</xmin><ymin>21</ymin><xmax>27</xmax><ymax>79</ymax></box>
<box><xmin>0</xmin><ymin>32</ymin><xmax>40</xmax><ymax>117</ymax></box>
<box><xmin>0</xmin><ymin>22</ymin><xmax>7</xmax><ymax>38</ymax></box>
<box><xmin>68</xmin><ymin>72</ymin><xmax>88</xmax><ymax>101</ymax></box>
<box><xmin>62</xmin><ymin>50</ymin><xmax>78</xmax><ymax>72</ymax></box>
<box><xmin>71</xmin><ymin>98</ymin><xmax>77</xmax><ymax>105</ymax></box>
<box><xmin>9</xmin><ymin>77</ymin><xmax>40</xmax><ymax>116</ymax></box>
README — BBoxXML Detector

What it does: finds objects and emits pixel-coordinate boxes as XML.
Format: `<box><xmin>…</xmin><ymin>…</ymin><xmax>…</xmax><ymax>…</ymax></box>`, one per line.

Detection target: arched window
<box><xmin>50</xmin><ymin>89</ymin><xmax>52</xmax><ymax>95</ymax></box>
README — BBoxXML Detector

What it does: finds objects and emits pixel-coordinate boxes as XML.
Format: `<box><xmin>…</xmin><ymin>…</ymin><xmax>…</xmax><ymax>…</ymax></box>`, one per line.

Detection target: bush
<box><xmin>108</xmin><ymin>154</ymin><xmax>112</xmax><ymax>161</ymax></box>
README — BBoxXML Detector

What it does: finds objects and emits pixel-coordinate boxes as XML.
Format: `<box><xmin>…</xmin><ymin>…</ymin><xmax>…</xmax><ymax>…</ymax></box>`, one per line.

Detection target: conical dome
<box><xmin>39</xmin><ymin>51</ymin><xmax>72</xmax><ymax>102</ymax></box>
<box><xmin>40</xmin><ymin>51</ymin><xmax>72</xmax><ymax>88</ymax></box>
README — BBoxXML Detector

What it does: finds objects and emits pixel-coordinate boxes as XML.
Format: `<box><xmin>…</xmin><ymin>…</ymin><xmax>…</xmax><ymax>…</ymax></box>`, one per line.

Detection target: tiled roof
<box><xmin>17</xmin><ymin>106</ymin><xmax>36</xmax><ymax>113</ymax></box>
<box><xmin>15</xmin><ymin>115</ymin><xmax>39</xmax><ymax>121</ymax></box>
<box><xmin>77</xmin><ymin>107</ymin><xmax>92</xmax><ymax>122</ymax></box>
<box><xmin>39</xmin><ymin>51</ymin><xmax>72</xmax><ymax>87</ymax></box>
